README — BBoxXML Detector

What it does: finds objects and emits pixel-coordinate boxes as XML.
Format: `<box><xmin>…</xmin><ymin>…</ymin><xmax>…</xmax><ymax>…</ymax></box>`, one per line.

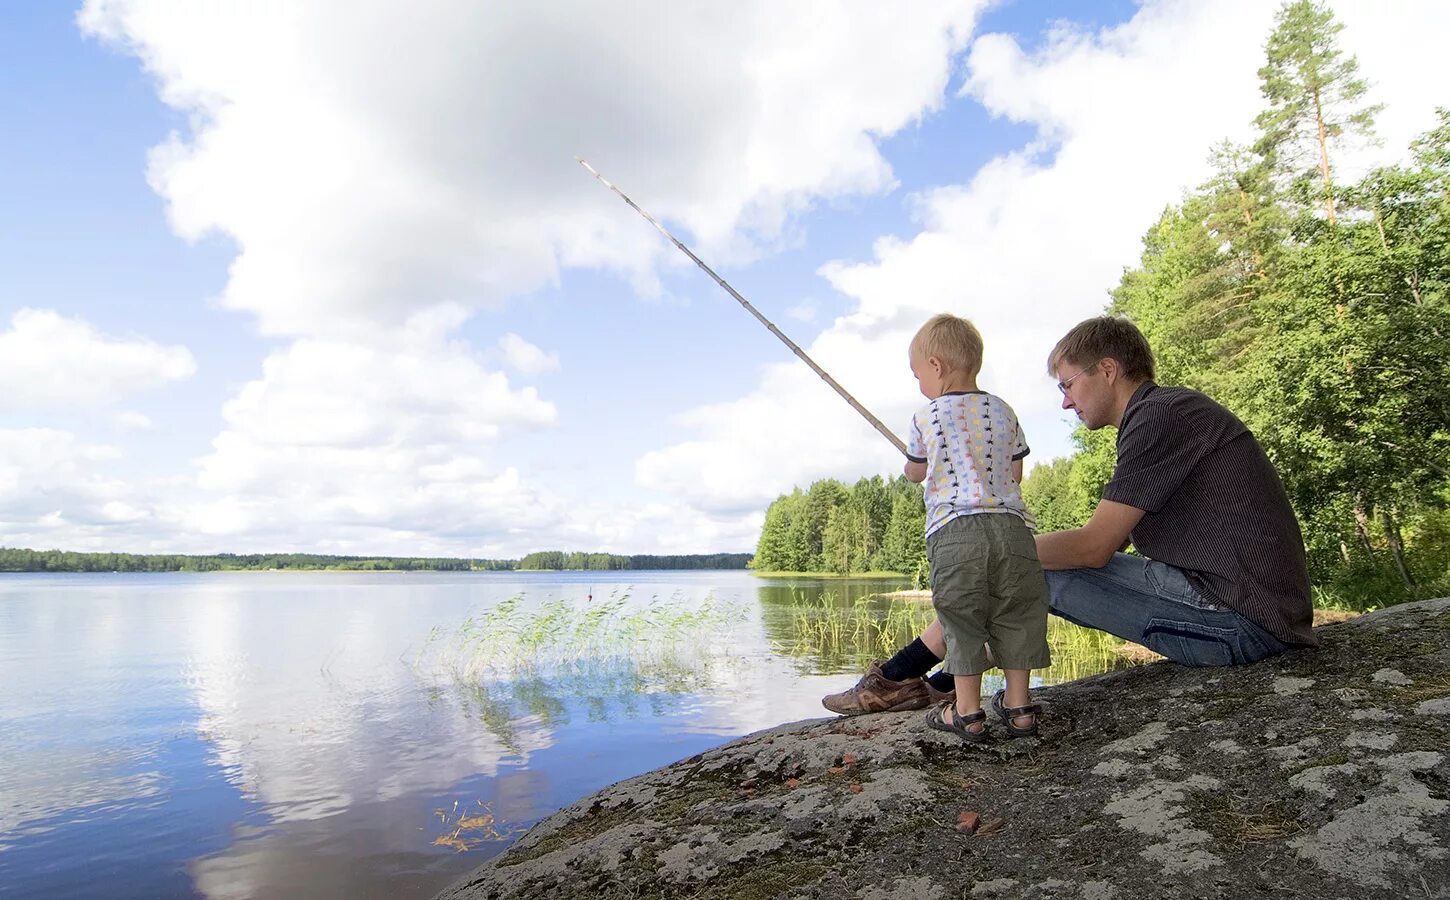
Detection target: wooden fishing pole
<box><xmin>577</xmin><ymin>158</ymin><xmax>907</xmax><ymax>456</ymax></box>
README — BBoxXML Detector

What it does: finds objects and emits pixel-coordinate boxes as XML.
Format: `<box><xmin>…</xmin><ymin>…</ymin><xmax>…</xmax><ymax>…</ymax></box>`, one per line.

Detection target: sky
<box><xmin>1</xmin><ymin>0</ymin><xmax>1446</xmax><ymax>558</ymax></box>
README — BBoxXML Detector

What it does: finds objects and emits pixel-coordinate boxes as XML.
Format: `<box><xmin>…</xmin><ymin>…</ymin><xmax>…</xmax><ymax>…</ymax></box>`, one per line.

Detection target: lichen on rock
<box><xmin>437</xmin><ymin>598</ymin><xmax>1450</xmax><ymax>900</ymax></box>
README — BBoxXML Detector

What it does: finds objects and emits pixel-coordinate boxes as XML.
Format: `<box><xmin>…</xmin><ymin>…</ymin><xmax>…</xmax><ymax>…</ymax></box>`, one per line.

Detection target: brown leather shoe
<box><xmin>821</xmin><ymin>661</ymin><xmax>930</xmax><ymax>715</ymax></box>
<box><xmin>924</xmin><ymin>676</ymin><xmax>956</xmax><ymax>707</ymax></box>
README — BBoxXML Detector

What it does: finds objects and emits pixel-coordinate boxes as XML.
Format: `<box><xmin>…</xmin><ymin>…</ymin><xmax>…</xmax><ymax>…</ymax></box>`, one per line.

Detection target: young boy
<box><xmin>905</xmin><ymin>314</ymin><xmax>1050</xmax><ymax>742</ymax></box>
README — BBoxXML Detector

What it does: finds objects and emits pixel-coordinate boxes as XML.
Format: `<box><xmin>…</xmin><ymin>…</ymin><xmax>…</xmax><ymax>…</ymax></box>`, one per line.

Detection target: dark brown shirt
<box><xmin>1102</xmin><ymin>382</ymin><xmax>1316</xmax><ymax>646</ymax></box>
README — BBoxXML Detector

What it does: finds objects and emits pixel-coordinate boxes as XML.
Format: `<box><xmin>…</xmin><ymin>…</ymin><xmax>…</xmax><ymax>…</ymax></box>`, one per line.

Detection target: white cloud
<box><xmin>50</xmin><ymin>0</ymin><xmax>1443</xmax><ymax>557</ymax></box>
<box><xmin>496</xmin><ymin>333</ymin><xmax>560</xmax><ymax>376</ymax></box>
<box><xmin>113</xmin><ymin>411</ymin><xmax>154</xmax><ymax>431</ymax></box>
<box><xmin>0</xmin><ymin>309</ymin><xmax>195</xmax><ymax>410</ymax></box>
<box><xmin>184</xmin><ymin>309</ymin><xmax>560</xmax><ymax>552</ymax></box>
<box><xmin>0</xmin><ymin>429</ymin><xmax>156</xmax><ymax>542</ymax></box>
<box><xmin>786</xmin><ymin>302</ymin><xmax>817</xmax><ymax>322</ymax></box>
<box><xmin>79</xmin><ymin>0</ymin><xmax>986</xmax><ymax>337</ymax></box>
<box><xmin>639</xmin><ymin>0</ymin><xmax>1450</xmax><ymax>513</ymax></box>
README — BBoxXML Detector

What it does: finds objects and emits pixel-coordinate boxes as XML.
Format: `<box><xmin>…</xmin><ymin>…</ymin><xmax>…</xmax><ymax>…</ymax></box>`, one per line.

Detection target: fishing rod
<box><xmin>576</xmin><ymin>158</ymin><xmax>907</xmax><ymax>456</ymax></box>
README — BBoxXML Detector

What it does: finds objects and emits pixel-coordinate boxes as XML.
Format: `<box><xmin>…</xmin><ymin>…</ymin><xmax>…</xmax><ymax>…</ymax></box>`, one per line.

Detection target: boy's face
<box><xmin>910</xmin><ymin>353</ymin><xmax>945</xmax><ymax>400</ymax></box>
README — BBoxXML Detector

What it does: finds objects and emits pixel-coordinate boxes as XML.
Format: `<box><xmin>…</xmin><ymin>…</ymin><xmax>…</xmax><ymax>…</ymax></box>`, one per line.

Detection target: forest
<box><xmin>514</xmin><ymin>551</ymin><xmax>753</xmax><ymax>570</ymax></box>
<box><xmin>0</xmin><ymin>548</ymin><xmax>750</xmax><ymax>573</ymax></box>
<box><xmin>754</xmin><ymin>2</ymin><xmax>1450</xmax><ymax>609</ymax></box>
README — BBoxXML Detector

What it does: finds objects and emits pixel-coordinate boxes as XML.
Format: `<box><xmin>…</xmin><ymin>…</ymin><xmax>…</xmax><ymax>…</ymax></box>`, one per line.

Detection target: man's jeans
<box><xmin>1046</xmin><ymin>553</ymin><xmax>1288</xmax><ymax>667</ymax></box>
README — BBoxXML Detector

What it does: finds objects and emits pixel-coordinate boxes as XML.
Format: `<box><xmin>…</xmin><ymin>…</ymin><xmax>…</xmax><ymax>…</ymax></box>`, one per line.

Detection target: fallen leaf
<box><xmin>849</xmin><ymin>783</ymin><xmax>863</xmax><ymax>793</ymax></box>
<box><xmin>842</xmin><ymin>753</ymin><xmax>859</xmax><ymax>766</ymax></box>
<box><xmin>954</xmin><ymin>811</ymin><xmax>980</xmax><ymax>834</ymax></box>
<box><xmin>784</xmin><ymin>778</ymin><xmax>801</xmax><ymax>789</ymax></box>
<box><xmin>976</xmin><ymin>818</ymin><xmax>1005</xmax><ymax>836</ymax></box>
<box><xmin>827</xmin><ymin>766</ymin><xmax>846</xmax><ymax>775</ymax></box>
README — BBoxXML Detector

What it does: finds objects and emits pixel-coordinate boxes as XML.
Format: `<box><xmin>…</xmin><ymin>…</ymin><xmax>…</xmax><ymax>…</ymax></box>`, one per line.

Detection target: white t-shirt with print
<box><xmin>906</xmin><ymin>390</ymin><xmax>1032</xmax><ymax>538</ymax></box>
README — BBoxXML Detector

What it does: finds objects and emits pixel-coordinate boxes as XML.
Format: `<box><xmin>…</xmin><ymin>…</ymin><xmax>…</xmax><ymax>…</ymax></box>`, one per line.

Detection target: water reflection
<box><xmin>0</xmin><ymin>571</ymin><xmax>1135</xmax><ymax>900</ymax></box>
<box><xmin>758</xmin><ymin>585</ymin><xmax>1139</xmax><ymax>685</ymax></box>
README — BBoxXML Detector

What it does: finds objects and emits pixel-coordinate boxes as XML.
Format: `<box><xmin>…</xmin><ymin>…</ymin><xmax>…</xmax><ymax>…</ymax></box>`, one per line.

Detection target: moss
<box><xmin>1204</xmin><ymin>692</ymin><xmax>1266</xmax><ymax>719</ymax></box>
<box><xmin>1284</xmin><ymin>751</ymin><xmax>1351</xmax><ymax>777</ymax></box>
<box><xmin>689</xmin><ymin>859</ymin><xmax>827</xmax><ymax>900</ymax></box>
<box><xmin>1186</xmin><ymin>790</ymin><xmax>1305</xmax><ymax>850</ymax></box>
<box><xmin>1387</xmin><ymin>669</ymin><xmax>1450</xmax><ymax>704</ymax></box>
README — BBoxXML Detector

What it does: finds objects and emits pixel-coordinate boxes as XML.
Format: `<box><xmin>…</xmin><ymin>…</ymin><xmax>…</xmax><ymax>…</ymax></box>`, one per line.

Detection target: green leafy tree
<box><xmin>1253</xmin><ymin>0</ymin><xmax>1381</xmax><ymax>224</ymax></box>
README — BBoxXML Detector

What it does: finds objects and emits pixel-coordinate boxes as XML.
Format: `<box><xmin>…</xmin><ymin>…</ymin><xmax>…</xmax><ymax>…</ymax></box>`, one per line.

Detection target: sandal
<box><xmin>990</xmin><ymin>689</ymin><xmax>1041</xmax><ymax>738</ymax></box>
<box><xmin>924</xmin><ymin>700</ymin><xmax>990</xmax><ymax>744</ymax></box>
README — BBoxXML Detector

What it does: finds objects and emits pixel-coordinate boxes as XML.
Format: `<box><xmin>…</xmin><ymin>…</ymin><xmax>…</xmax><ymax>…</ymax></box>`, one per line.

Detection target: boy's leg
<box><xmin>1000</xmin><ymin>668</ymin><xmax>1034</xmax><ymax>729</ymax></box>
<box><xmin>948</xmin><ymin>673</ymin><xmax>984</xmax><ymax>732</ymax></box>
<box><xmin>928</xmin><ymin>520</ymin><xmax>992</xmax><ymax>681</ymax></box>
<box><xmin>1046</xmin><ymin>554</ymin><xmax>1288</xmax><ymax>666</ymax></box>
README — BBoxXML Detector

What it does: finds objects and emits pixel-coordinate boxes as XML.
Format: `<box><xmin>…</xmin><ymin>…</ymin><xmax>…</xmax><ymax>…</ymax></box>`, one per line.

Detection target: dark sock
<box><xmin>926</xmin><ymin>670</ymin><xmax>955</xmax><ymax>693</ymax></box>
<box><xmin>881</xmin><ymin>638</ymin><xmax>942</xmax><ymax>682</ymax></box>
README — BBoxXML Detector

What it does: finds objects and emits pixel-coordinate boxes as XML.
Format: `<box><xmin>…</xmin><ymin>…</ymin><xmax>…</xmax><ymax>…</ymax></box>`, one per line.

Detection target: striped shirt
<box><xmin>1103</xmin><ymin>382</ymin><xmax>1316</xmax><ymax>646</ymax></box>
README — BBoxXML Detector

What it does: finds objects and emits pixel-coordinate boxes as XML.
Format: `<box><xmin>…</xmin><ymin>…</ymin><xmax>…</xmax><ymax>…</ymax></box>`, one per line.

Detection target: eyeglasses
<box><xmin>1056</xmin><ymin>363</ymin><xmax>1096</xmax><ymax>395</ymax></box>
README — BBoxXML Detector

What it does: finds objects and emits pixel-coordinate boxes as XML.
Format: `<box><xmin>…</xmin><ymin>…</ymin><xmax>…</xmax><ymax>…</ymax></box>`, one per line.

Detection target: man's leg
<box><xmin>821</xmin><ymin>619</ymin><xmax>951</xmax><ymax>715</ymax></box>
<box><xmin>1046</xmin><ymin>553</ymin><xmax>1287</xmax><ymax>666</ymax></box>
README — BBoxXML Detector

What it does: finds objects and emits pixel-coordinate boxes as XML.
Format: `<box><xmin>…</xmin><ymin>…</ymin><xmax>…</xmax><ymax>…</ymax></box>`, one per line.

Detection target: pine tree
<box><xmin>1254</xmin><ymin>0</ymin><xmax>1381</xmax><ymax>224</ymax></box>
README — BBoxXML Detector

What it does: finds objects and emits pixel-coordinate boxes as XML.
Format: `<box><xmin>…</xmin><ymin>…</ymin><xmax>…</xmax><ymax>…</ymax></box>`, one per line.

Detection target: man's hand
<box><xmin>1036</xmin><ymin>499</ymin><xmax>1145</xmax><ymax>570</ymax></box>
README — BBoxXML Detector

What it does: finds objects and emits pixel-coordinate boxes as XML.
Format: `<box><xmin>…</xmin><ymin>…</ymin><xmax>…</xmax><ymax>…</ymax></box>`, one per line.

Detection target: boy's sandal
<box><xmin>925</xmin><ymin>701</ymin><xmax>991</xmax><ymax>744</ymax></box>
<box><xmin>990</xmin><ymin>689</ymin><xmax>1041</xmax><ymax>738</ymax></box>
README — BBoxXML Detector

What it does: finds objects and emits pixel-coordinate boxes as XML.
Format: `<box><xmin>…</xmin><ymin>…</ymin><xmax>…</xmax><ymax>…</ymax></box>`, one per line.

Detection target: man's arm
<box><xmin>1035</xmin><ymin>499</ymin><xmax>1145</xmax><ymax>570</ymax></box>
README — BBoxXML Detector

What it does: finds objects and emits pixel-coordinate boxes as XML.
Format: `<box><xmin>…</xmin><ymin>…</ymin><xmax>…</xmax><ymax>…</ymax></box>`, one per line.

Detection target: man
<box><xmin>824</xmin><ymin>316</ymin><xmax>1316</xmax><ymax>716</ymax></box>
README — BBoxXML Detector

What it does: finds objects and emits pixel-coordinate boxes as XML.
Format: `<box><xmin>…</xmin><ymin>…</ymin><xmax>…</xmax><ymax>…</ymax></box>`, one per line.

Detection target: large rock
<box><xmin>439</xmin><ymin>598</ymin><xmax>1450</xmax><ymax>899</ymax></box>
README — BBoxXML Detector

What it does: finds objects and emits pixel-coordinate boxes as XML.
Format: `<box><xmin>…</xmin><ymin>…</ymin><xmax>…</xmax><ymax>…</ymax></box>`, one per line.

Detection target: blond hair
<box><xmin>910</xmin><ymin>314</ymin><xmax>983</xmax><ymax>375</ymax></box>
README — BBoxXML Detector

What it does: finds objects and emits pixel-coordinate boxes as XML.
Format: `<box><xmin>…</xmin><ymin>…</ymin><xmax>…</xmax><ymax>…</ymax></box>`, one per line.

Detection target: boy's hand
<box><xmin>904</xmin><ymin>460</ymin><xmax>927</xmax><ymax>483</ymax></box>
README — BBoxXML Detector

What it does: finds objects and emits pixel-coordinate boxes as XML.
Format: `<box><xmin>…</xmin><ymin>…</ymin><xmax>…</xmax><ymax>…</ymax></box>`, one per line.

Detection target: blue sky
<box><xmin>1</xmin><ymin>0</ymin><xmax>1445</xmax><ymax>557</ymax></box>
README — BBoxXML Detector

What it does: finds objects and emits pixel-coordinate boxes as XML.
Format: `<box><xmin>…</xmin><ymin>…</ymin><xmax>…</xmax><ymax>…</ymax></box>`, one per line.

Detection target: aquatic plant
<box><xmin>775</xmin><ymin>590</ymin><xmax>1138</xmax><ymax>683</ymax></box>
<box><xmin>413</xmin><ymin>591</ymin><xmax>749</xmax><ymax>746</ymax></box>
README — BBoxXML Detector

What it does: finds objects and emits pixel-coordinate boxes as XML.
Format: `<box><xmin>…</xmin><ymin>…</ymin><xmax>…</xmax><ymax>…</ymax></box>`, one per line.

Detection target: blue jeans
<box><xmin>1046</xmin><ymin>553</ymin><xmax>1287</xmax><ymax>667</ymax></box>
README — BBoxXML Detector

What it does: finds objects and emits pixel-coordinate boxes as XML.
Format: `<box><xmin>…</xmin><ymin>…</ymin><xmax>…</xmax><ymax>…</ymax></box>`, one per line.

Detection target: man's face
<box><xmin>1056</xmin><ymin>359</ymin><xmax>1111</xmax><ymax>429</ymax></box>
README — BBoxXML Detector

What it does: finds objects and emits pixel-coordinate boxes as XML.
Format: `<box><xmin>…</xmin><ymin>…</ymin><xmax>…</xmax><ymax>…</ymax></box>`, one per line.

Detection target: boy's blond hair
<box><xmin>911</xmin><ymin>313</ymin><xmax>983</xmax><ymax>375</ymax></box>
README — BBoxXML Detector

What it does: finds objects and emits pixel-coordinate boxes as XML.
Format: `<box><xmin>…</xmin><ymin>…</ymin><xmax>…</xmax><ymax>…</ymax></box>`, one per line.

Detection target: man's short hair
<box><xmin>1047</xmin><ymin>316</ymin><xmax>1155</xmax><ymax>382</ymax></box>
<box><xmin>911</xmin><ymin>314</ymin><xmax>983</xmax><ymax>375</ymax></box>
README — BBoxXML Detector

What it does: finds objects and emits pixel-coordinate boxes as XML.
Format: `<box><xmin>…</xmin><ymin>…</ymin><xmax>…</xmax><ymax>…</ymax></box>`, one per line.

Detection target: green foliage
<box><xmin>1253</xmin><ymin>0</ymin><xmax>1381</xmax><ymax>222</ymax></box>
<box><xmin>1099</xmin><ymin>6</ymin><xmax>1449</xmax><ymax>604</ymax></box>
<box><xmin>753</xmin><ymin>475</ymin><xmax>925</xmax><ymax>576</ymax></box>
<box><xmin>514</xmin><ymin>551</ymin><xmax>753</xmax><ymax>571</ymax></box>
<box><xmin>753</xmin><ymin>7</ymin><xmax>1449</xmax><ymax>610</ymax></box>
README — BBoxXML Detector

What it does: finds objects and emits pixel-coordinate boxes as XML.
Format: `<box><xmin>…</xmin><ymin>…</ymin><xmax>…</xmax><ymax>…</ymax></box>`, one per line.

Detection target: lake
<box><xmin>0</xmin><ymin>571</ymin><xmax>1129</xmax><ymax>899</ymax></box>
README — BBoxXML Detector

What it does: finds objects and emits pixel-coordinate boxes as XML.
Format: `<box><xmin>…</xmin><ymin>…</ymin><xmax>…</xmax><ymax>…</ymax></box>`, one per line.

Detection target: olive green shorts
<box><xmin>927</xmin><ymin>513</ymin><xmax>1051</xmax><ymax>676</ymax></box>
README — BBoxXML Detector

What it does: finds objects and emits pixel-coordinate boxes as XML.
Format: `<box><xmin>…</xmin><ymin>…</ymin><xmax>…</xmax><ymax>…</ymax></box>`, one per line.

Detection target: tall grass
<box><xmin>416</xmin><ymin>590</ymin><xmax>745</xmax><ymax>681</ymax></box>
<box><xmin>413</xmin><ymin>591</ymin><xmax>748</xmax><ymax>749</ymax></box>
<box><xmin>776</xmin><ymin>590</ymin><xmax>1138</xmax><ymax>683</ymax></box>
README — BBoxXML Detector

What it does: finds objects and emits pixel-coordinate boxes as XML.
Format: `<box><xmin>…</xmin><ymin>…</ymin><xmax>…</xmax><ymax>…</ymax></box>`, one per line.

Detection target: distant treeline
<box><xmin>0</xmin><ymin>548</ymin><xmax>751</xmax><ymax>573</ymax></box>
<box><xmin>515</xmin><ymin>551</ymin><xmax>753</xmax><ymax>570</ymax></box>
<box><xmin>0</xmin><ymin>548</ymin><xmax>513</xmax><ymax>572</ymax></box>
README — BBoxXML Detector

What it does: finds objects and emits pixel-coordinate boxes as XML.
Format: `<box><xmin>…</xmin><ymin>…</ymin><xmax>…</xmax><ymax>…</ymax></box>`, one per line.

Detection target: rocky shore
<box><xmin>439</xmin><ymin>598</ymin><xmax>1450</xmax><ymax>900</ymax></box>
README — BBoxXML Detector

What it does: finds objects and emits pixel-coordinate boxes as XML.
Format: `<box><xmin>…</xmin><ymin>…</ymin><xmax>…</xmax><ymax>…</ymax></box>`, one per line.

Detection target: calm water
<box><xmin>0</xmin><ymin>570</ymin><xmax>932</xmax><ymax>900</ymax></box>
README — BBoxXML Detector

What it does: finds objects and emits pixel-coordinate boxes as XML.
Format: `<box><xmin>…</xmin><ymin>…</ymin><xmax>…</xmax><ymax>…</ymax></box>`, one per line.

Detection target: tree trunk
<box><xmin>1313</xmin><ymin>84</ymin><xmax>1336</xmax><ymax>224</ymax></box>
<box><xmin>1353</xmin><ymin>501</ymin><xmax>1377</xmax><ymax>566</ymax></box>
<box><xmin>1380</xmin><ymin>508</ymin><xmax>1416</xmax><ymax>589</ymax></box>
<box><xmin>1339</xmin><ymin>540</ymin><xmax>1352</xmax><ymax>566</ymax></box>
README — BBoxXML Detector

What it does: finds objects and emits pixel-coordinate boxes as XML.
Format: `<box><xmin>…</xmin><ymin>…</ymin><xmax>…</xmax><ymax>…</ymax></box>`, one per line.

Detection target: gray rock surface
<box><xmin>438</xmin><ymin>598</ymin><xmax>1450</xmax><ymax>900</ymax></box>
